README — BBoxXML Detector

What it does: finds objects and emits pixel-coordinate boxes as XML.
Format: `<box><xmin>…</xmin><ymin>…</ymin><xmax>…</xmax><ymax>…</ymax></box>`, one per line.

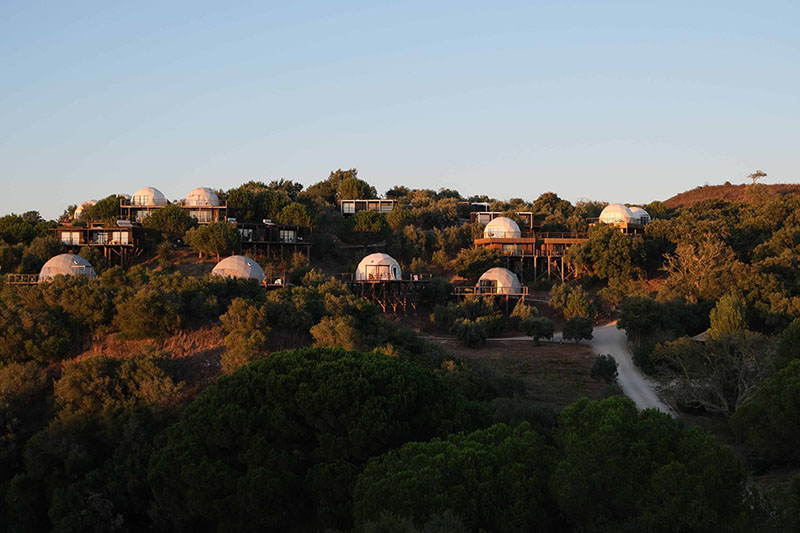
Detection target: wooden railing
<box><xmin>340</xmin><ymin>273</ymin><xmax>432</xmax><ymax>282</ymax></box>
<box><xmin>4</xmin><ymin>274</ymin><xmax>39</xmax><ymax>285</ymax></box>
<box><xmin>453</xmin><ymin>285</ymin><xmax>529</xmax><ymax>296</ymax></box>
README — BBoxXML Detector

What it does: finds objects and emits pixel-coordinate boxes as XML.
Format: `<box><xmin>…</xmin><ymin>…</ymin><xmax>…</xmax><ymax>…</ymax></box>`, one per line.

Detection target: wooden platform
<box><xmin>343</xmin><ymin>274</ymin><xmax>430</xmax><ymax>313</ymax></box>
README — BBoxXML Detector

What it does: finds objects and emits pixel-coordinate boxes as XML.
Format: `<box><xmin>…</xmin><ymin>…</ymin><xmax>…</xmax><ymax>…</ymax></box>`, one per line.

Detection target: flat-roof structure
<box><xmin>338</xmin><ymin>199</ymin><xmax>397</xmax><ymax>216</ymax></box>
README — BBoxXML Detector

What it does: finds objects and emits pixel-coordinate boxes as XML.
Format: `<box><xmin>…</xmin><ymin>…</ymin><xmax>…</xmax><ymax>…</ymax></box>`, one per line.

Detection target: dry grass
<box><xmin>429</xmin><ymin>337</ymin><xmax>610</xmax><ymax>410</ymax></box>
<box><xmin>664</xmin><ymin>182</ymin><xmax>800</xmax><ymax>209</ymax></box>
<box><xmin>76</xmin><ymin>326</ymin><xmax>225</xmax><ymax>391</ymax></box>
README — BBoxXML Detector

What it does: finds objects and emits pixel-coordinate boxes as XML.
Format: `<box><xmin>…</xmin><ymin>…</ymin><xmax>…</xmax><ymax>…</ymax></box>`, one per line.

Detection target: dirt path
<box><xmin>427</xmin><ymin>320</ymin><xmax>675</xmax><ymax>415</ymax></box>
<box><xmin>586</xmin><ymin>322</ymin><xmax>674</xmax><ymax>416</ymax></box>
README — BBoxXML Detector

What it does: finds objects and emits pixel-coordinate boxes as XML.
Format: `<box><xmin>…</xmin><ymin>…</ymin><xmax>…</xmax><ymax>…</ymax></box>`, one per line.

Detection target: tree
<box><xmin>184</xmin><ymin>221</ymin><xmax>241</xmax><ymax>260</ymax></box>
<box><xmin>346</xmin><ymin>210</ymin><xmax>390</xmax><ymax>246</ymax></box>
<box><xmin>115</xmin><ymin>288</ymin><xmax>183</xmax><ymax>340</ymax></box>
<box><xmin>386</xmin><ymin>205</ymin><xmax>413</xmax><ymax>230</ymax></box>
<box><xmin>310</xmin><ymin>315</ymin><xmax>362</xmax><ymax>350</ymax></box>
<box><xmin>617</xmin><ymin>296</ymin><xmax>667</xmax><ymax>344</ymax></box>
<box><xmin>78</xmin><ymin>245</ymin><xmax>107</xmax><ymax>273</ymax></box>
<box><xmin>276</xmin><ymin>202</ymin><xmax>314</xmax><ymax>226</ymax></box>
<box><xmin>142</xmin><ymin>204</ymin><xmax>197</xmax><ymax>241</ymax></box>
<box><xmin>337</xmin><ymin>177</ymin><xmax>377</xmax><ymax>200</ymax></box>
<box><xmin>708</xmin><ymin>293</ymin><xmax>747</xmax><ymax>340</ymax></box>
<box><xmin>520</xmin><ymin>316</ymin><xmax>554</xmax><ymax>346</ymax></box>
<box><xmin>268</xmin><ymin>179</ymin><xmax>303</xmax><ymax>200</ymax></box>
<box><xmin>549</xmin><ymin>284</ymin><xmax>596</xmax><ymax>320</ymax></box>
<box><xmin>6</xmin><ymin>352</ymin><xmax>182</xmax><ymax>531</ymax></box>
<box><xmin>353</xmin><ymin>423</ymin><xmax>556</xmax><ymax>532</ymax></box>
<box><xmin>567</xmin><ymin>224</ymin><xmax>646</xmax><ymax>282</ymax></box>
<box><xmin>776</xmin><ymin>318</ymin><xmax>800</xmax><ymax>369</ymax></box>
<box><xmin>748</xmin><ymin>170</ymin><xmax>767</xmax><ymax>185</ymax></box>
<box><xmin>731</xmin><ymin>360</ymin><xmax>800</xmax><ymax>463</ymax></box>
<box><xmin>509</xmin><ymin>298</ymin><xmax>535</xmax><ymax>330</ymax></box>
<box><xmin>453</xmin><ymin>247</ymin><xmax>502</xmax><ymax>281</ymax></box>
<box><xmin>651</xmin><ymin>333</ymin><xmax>775</xmax><ymax>415</ymax></box>
<box><xmin>226</xmin><ymin>182</ymin><xmax>290</xmax><ymax>222</ymax></box>
<box><xmin>590</xmin><ymin>354</ymin><xmax>617</xmax><ymax>383</ymax></box>
<box><xmin>658</xmin><ymin>235</ymin><xmax>745</xmax><ymax>304</ymax></box>
<box><xmin>551</xmin><ymin>397</ymin><xmax>748</xmax><ymax>531</ymax></box>
<box><xmin>563</xmin><ymin>316</ymin><xmax>593</xmax><ymax>343</ymax></box>
<box><xmin>84</xmin><ymin>195</ymin><xmax>121</xmax><ymax>222</ymax></box>
<box><xmin>385</xmin><ymin>185</ymin><xmax>409</xmax><ymax>199</ymax></box>
<box><xmin>148</xmin><ymin>348</ymin><xmax>472</xmax><ymax>531</ymax></box>
<box><xmin>305</xmin><ymin>168</ymin><xmax>358</xmax><ymax>204</ymax></box>
<box><xmin>219</xmin><ymin>298</ymin><xmax>270</xmax><ymax>373</ymax></box>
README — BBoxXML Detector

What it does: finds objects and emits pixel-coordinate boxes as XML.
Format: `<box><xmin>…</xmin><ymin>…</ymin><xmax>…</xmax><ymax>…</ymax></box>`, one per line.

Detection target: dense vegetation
<box><xmin>3</xmin><ymin>174</ymin><xmax>800</xmax><ymax>530</ymax></box>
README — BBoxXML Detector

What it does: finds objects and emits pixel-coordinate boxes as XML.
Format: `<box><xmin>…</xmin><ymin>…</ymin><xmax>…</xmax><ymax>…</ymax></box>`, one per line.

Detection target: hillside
<box><xmin>664</xmin><ymin>182</ymin><xmax>800</xmax><ymax>209</ymax></box>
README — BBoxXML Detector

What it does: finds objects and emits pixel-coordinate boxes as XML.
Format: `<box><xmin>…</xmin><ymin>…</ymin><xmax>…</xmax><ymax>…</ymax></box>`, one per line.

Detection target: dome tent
<box><xmin>599</xmin><ymin>204</ymin><xmax>634</xmax><ymax>225</ymax></box>
<box><xmin>483</xmin><ymin>217</ymin><xmax>521</xmax><ymax>238</ymax></box>
<box><xmin>212</xmin><ymin>255</ymin><xmax>266</xmax><ymax>283</ymax></box>
<box><xmin>131</xmin><ymin>187</ymin><xmax>168</xmax><ymax>207</ymax></box>
<box><xmin>478</xmin><ymin>267</ymin><xmax>522</xmax><ymax>295</ymax></box>
<box><xmin>185</xmin><ymin>187</ymin><xmax>220</xmax><ymax>207</ymax></box>
<box><xmin>356</xmin><ymin>253</ymin><xmax>402</xmax><ymax>281</ymax></box>
<box><xmin>73</xmin><ymin>200</ymin><xmax>97</xmax><ymax>219</ymax></box>
<box><xmin>628</xmin><ymin>206</ymin><xmax>651</xmax><ymax>224</ymax></box>
<box><xmin>39</xmin><ymin>254</ymin><xmax>96</xmax><ymax>282</ymax></box>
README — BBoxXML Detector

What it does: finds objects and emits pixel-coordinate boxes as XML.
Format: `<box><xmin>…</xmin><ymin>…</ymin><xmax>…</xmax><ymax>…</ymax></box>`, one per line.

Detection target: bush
<box><xmin>509</xmin><ymin>298</ymin><xmax>535</xmax><ymax>330</ymax></box>
<box><xmin>451</xmin><ymin>318</ymin><xmax>487</xmax><ymax>347</ymax></box>
<box><xmin>430</xmin><ymin>302</ymin><xmax>465</xmax><ymax>331</ymax></box>
<box><xmin>590</xmin><ymin>354</ymin><xmax>618</xmax><ymax>384</ymax></box>
<box><xmin>219</xmin><ymin>298</ymin><xmax>270</xmax><ymax>374</ymax></box>
<box><xmin>477</xmin><ymin>314</ymin><xmax>506</xmax><ymax>338</ymax></box>
<box><xmin>520</xmin><ymin>316</ymin><xmax>554</xmax><ymax>345</ymax></box>
<box><xmin>115</xmin><ymin>288</ymin><xmax>183</xmax><ymax>340</ymax></box>
<box><xmin>460</xmin><ymin>295</ymin><xmax>495</xmax><ymax>320</ymax></box>
<box><xmin>563</xmin><ymin>316</ymin><xmax>593</xmax><ymax>343</ymax></box>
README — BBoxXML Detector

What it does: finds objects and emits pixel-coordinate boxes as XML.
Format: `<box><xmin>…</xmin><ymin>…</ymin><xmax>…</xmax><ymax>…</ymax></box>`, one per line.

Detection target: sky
<box><xmin>1</xmin><ymin>0</ymin><xmax>798</xmax><ymax>219</ymax></box>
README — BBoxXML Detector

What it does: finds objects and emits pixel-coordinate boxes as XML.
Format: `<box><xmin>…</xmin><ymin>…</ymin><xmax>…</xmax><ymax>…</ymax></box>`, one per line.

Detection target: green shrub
<box><xmin>590</xmin><ymin>354</ymin><xmax>618</xmax><ymax>384</ymax></box>
<box><xmin>451</xmin><ymin>318</ymin><xmax>487</xmax><ymax>347</ymax></box>
<box><xmin>563</xmin><ymin>316</ymin><xmax>593</xmax><ymax>343</ymax></box>
<box><xmin>477</xmin><ymin>314</ymin><xmax>506</xmax><ymax>337</ymax></box>
<box><xmin>520</xmin><ymin>316</ymin><xmax>554</xmax><ymax>345</ymax></box>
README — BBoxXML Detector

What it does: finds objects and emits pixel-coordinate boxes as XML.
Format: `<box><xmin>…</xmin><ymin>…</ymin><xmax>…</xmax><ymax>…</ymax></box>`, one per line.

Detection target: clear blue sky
<box><xmin>1</xmin><ymin>1</ymin><xmax>798</xmax><ymax>219</ymax></box>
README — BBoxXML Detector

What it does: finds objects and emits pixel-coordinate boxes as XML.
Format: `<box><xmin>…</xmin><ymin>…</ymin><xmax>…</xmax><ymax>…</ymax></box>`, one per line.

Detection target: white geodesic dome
<box><xmin>131</xmin><ymin>187</ymin><xmax>168</xmax><ymax>206</ymax></box>
<box><xmin>478</xmin><ymin>267</ymin><xmax>522</xmax><ymax>295</ymax></box>
<box><xmin>185</xmin><ymin>187</ymin><xmax>220</xmax><ymax>207</ymax></box>
<box><xmin>73</xmin><ymin>200</ymin><xmax>97</xmax><ymax>219</ymax></box>
<box><xmin>211</xmin><ymin>255</ymin><xmax>266</xmax><ymax>283</ymax></box>
<box><xmin>484</xmin><ymin>216</ymin><xmax>521</xmax><ymax>238</ymax></box>
<box><xmin>39</xmin><ymin>254</ymin><xmax>96</xmax><ymax>282</ymax></box>
<box><xmin>355</xmin><ymin>253</ymin><xmax>402</xmax><ymax>281</ymax></box>
<box><xmin>628</xmin><ymin>206</ymin><xmax>651</xmax><ymax>224</ymax></box>
<box><xmin>599</xmin><ymin>204</ymin><xmax>634</xmax><ymax>225</ymax></box>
